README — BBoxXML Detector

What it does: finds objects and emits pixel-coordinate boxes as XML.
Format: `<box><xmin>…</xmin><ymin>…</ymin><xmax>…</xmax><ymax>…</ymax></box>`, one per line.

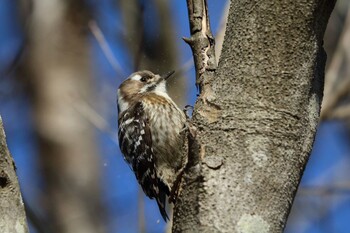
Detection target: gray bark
<box><xmin>0</xmin><ymin>117</ymin><xmax>29</xmax><ymax>233</ymax></box>
<box><xmin>173</xmin><ymin>0</ymin><xmax>336</xmax><ymax>232</ymax></box>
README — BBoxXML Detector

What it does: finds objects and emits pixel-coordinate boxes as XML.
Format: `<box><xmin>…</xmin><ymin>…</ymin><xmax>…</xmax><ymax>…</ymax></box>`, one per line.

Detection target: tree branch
<box><xmin>183</xmin><ymin>0</ymin><xmax>217</xmax><ymax>92</ymax></box>
<box><xmin>18</xmin><ymin>1</ymin><xmax>106</xmax><ymax>232</ymax></box>
<box><xmin>174</xmin><ymin>0</ymin><xmax>336</xmax><ymax>232</ymax></box>
<box><xmin>172</xmin><ymin>0</ymin><xmax>217</xmax><ymax>232</ymax></box>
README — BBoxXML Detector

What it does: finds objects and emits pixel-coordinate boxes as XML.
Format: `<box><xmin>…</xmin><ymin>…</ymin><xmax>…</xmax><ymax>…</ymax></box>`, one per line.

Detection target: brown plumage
<box><xmin>117</xmin><ymin>70</ymin><xmax>187</xmax><ymax>221</ymax></box>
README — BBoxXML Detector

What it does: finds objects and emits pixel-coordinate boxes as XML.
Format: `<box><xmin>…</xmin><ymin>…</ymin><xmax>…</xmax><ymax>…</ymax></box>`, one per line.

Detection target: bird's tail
<box><xmin>155</xmin><ymin>182</ymin><xmax>170</xmax><ymax>221</ymax></box>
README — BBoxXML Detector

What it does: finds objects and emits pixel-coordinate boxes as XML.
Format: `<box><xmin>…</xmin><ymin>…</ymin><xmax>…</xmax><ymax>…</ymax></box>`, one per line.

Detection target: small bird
<box><xmin>117</xmin><ymin>70</ymin><xmax>187</xmax><ymax>221</ymax></box>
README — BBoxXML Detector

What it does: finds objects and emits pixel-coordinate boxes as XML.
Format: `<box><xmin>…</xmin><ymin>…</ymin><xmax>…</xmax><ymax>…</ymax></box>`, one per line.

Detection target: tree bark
<box><xmin>173</xmin><ymin>0</ymin><xmax>336</xmax><ymax>232</ymax></box>
<box><xmin>0</xmin><ymin>117</ymin><xmax>29</xmax><ymax>233</ymax></box>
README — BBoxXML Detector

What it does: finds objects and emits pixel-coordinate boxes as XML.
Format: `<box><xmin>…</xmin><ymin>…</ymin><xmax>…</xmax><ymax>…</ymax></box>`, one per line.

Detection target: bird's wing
<box><xmin>118</xmin><ymin>101</ymin><xmax>169</xmax><ymax>221</ymax></box>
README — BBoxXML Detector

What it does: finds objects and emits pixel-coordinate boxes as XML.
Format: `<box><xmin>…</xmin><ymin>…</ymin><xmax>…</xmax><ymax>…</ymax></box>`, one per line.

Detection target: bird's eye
<box><xmin>140</xmin><ymin>77</ymin><xmax>147</xmax><ymax>82</ymax></box>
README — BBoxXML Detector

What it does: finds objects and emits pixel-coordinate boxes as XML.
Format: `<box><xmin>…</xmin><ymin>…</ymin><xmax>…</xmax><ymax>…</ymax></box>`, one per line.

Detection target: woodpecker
<box><xmin>117</xmin><ymin>70</ymin><xmax>187</xmax><ymax>221</ymax></box>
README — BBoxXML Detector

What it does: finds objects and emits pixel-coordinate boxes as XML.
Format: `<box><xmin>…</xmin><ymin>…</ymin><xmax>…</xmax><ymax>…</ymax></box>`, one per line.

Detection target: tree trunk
<box><xmin>173</xmin><ymin>0</ymin><xmax>336</xmax><ymax>232</ymax></box>
<box><xmin>0</xmin><ymin>117</ymin><xmax>29</xmax><ymax>233</ymax></box>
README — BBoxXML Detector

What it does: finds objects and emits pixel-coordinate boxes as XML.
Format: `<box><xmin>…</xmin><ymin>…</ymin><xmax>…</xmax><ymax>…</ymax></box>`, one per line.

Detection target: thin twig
<box><xmin>71</xmin><ymin>97</ymin><xmax>119</xmax><ymax>145</ymax></box>
<box><xmin>89</xmin><ymin>20</ymin><xmax>124</xmax><ymax>76</ymax></box>
<box><xmin>177</xmin><ymin>58</ymin><xmax>194</xmax><ymax>75</ymax></box>
<box><xmin>184</xmin><ymin>0</ymin><xmax>217</xmax><ymax>92</ymax></box>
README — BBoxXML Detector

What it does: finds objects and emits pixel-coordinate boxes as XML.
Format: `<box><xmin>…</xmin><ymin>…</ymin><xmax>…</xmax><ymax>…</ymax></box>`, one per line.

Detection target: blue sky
<box><xmin>0</xmin><ymin>1</ymin><xmax>349</xmax><ymax>233</ymax></box>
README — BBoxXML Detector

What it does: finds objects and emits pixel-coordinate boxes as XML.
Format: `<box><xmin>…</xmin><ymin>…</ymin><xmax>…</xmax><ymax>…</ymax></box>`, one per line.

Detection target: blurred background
<box><xmin>0</xmin><ymin>0</ymin><xmax>349</xmax><ymax>233</ymax></box>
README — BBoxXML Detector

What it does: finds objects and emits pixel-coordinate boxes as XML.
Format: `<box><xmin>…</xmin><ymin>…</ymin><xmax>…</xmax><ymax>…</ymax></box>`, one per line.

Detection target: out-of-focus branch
<box><xmin>299</xmin><ymin>183</ymin><xmax>350</xmax><ymax>196</ymax></box>
<box><xmin>321</xmin><ymin>7</ymin><xmax>350</xmax><ymax>120</ymax></box>
<box><xmin>214</xmin><ymin>1</ymin><xmax>229</xmax><ymax>63</ymax></box>
<box><xmin>24</xmin><ymin>199</ymin><xmax>51</xmax><ymax>233</ymax></box>
<box><xmin>17</xmin><ymin>1</ymin><xmax>106</xmax><ymax>233</ymax></box>
<box><xmin>0</xmin><ymin>117</ymin><xmax>29</xmax><ymax>233</ymax></box>
<box><xmin>89</xmin><ymin>20</ymin><xmax>124</xmax><ymax>76</ymax></box>
<box><xmin>137</xmin><ymin>189</ymin><xmax>146</xmax><ymax>233</ymax></box>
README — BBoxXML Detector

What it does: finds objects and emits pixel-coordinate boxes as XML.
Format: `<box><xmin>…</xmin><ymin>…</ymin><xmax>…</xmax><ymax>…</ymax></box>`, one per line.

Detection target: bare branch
<box><xmin>173</xmin><ymin>0</ymin><xmax>217</xmax><ymax>232</ymax></box>
<box><xmin>183</xmin><ymin>0</ymin><xmax>217</xmax><ymax>92</ymax></box>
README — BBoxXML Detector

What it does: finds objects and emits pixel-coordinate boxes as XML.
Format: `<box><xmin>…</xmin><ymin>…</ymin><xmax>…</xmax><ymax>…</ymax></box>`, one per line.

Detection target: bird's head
<box><xmin>117</xmin><ymin>70</ymin><xmax>175</xmax><ymax>113</ymax></box>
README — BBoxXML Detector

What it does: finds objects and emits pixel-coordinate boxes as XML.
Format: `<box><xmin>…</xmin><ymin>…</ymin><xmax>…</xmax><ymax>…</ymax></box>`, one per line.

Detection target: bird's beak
<box><xmin>161</xmin><ymin>70</ymin><xmax>175</xmax><ymax>81</ymax></box>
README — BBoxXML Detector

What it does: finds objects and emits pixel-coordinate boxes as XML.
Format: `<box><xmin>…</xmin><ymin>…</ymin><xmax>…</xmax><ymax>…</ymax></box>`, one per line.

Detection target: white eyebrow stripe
<box><xmin>131</xmin><ymin>74</ymin><xmax>142</xmax><ymax>81</ymax></box>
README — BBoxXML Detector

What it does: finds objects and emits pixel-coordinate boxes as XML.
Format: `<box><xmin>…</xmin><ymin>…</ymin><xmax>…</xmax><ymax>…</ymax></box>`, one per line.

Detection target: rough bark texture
<box><xmin>173</xmin><ymin>0</ymin><xmax>336</xmax><ymax>232</ymax></box>
<box><xmin>173</xmin><ymin>0</ymin><xmax>217</xmax><ymax>232</ymax></box>
<box><xmin>0</xmin><ymin>117</ymin><xmax>29</xmax><ymax>233</ymax></box>
<box><xmin>18</xmin><ymin>1</ymin><xmax>105</xmax><ymax>233</ymax></box>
